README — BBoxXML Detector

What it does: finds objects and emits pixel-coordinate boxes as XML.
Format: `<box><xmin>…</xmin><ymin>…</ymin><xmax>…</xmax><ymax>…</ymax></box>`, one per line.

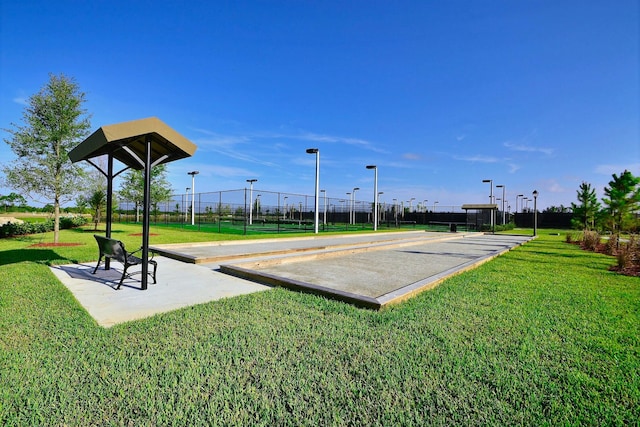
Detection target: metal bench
<box><xmin>93</xmin><ymin>235</ymin><xmax>157</xmax><ymax>289</ymax></box>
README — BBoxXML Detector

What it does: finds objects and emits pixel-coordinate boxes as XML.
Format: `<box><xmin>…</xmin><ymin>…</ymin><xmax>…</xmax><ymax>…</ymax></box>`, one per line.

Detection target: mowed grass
<box><xmin>0</xmin><ymin>226</ymin><xmax>638</xmax><ymax>425</ymax></box>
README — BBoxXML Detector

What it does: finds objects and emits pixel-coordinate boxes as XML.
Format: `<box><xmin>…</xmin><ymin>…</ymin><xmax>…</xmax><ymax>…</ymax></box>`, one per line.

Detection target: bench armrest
<box><xmin>130</xmin><ymin>247</ymin><xmax>156</xmax><ymax>261</ymax></box>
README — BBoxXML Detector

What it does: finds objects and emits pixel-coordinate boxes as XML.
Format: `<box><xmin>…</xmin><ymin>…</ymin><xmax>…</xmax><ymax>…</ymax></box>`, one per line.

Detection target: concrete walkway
<box><xmin>51</xmin><ymin>231</ymin><xmax>533</xmax><ymax>327</ymax></box>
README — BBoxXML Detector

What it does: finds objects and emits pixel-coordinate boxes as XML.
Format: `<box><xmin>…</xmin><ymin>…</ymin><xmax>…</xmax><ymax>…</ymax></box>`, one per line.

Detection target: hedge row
<box><xmin>0</xmin><ymin>215</ymin><xmax>88</xmax><ymax>238</ymax></box>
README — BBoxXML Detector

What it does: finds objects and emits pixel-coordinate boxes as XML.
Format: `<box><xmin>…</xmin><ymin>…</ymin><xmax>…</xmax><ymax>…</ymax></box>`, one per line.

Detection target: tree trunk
<box><xmin>54</xmin><ymin>196</ymin><xmax>60</xmax><ymax>244</ymax></box>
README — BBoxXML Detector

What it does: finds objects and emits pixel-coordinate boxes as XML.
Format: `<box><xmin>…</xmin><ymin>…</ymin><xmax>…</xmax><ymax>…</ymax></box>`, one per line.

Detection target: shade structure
<box><xmin>69</xmin><ymin>116</ymin><xmax>196</xmax><ymax>168</ymax></box>
<box><xmin>69</xmin><ymin>117</ymin><xmax>197</xmax><ymax>290</ymax></box>
<box><xmin>461</xmin><ymin>204</ymin><xmax>498</xmax><ymax>233</ymax></box>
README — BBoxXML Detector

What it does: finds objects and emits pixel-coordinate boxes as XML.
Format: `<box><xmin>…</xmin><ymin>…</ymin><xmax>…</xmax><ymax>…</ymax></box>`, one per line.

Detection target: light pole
<box><xmin>345</xmin><ymin>193</ymin><xmax>351</xmax><ymax>225</ymax></box>
<box><xmin>392</xmin><ymin>198</ymin><xmax>398</xmax><ymax>226</ymax></box>
<box><xmin>433</xmin><ymin>201</ymin><xmax>439</xmax><ymax>212</ymax></box>
<box><xmin>188</xmin><ymin>171</ymin><xmax>199</xmax><ymax>226</ymax></box>
<box><xmin>320</xmin><ymin>189</ymin><xmax>327</xmax><ymax>226</ymax></box>
<box><xmin>366</xmin><ymin>165</ymin><xmax>378</xmax><ymax>231</ymax></box>
<box><xmin>533</xmin><ymin>190</ymin><xmax>538</xmax><ymax>236</ymax></box>
<box><xmin>185</xmin><ymin>187</ymin><xmax>190</xmax><ymax>223</ymax></box>
<box><xmin>246</xmin><ymin>179</ymin><xmax>257</xmax><ymax>225</ymax></box>
<box><xmin>496</xmin><ymin>184</ymin><xmax>506</xmax><ymax>225</ymax></box>
<box><xmin>517</xmin><ymin>194</ymin><xmax>524</xmax><ymax>213</ymax></box>
<box><xmin>351</xmin><ymin>187</ymin><xmax>360</xmax><ymax>225</ymax></box>
<box><xmin>256</xmin><ymin>194</ymin><xmax>261</xmax><ymax>221</ymax></box>
<box><xmin>482</xmin><ymin>179</ymin><xmax>494</xmax><ymax>230</ymax></box>
<box><xmin>283</xmin><ymin>196</ymin><xmax>288</xmax><ymax>220</ymax></box>
<box><xmin>306</xmin><ymin>148</ymin><xmax>320</xmax><ymax>234</ymax></box>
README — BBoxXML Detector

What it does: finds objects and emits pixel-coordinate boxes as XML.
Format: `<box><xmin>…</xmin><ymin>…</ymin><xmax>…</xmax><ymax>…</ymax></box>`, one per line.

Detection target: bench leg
<box><xmin>92</xmin><ymin>255</ymin><xmax>103</xmax><ymax>274</ymax></box>
<box><xmin>116</xmin><ymin>264</ymin><xmax>129</xmax><ymax>290</ymax></box>
<box><xmin>150</xmin><ymin>260</ymin><xmax>158</xmax><ymax>284</ymax></box>
<box><xmin>114</xmin><ymin>260</ymin><xmax>157</xmax><ymax>290</ymax></box>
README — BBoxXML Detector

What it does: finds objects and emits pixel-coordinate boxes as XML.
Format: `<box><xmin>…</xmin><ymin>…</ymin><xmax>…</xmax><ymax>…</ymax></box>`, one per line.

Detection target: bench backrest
<box><xmin>94</xmin><ymin>235</ymin><xmax>127</xmax><ymax>262</ymax></box>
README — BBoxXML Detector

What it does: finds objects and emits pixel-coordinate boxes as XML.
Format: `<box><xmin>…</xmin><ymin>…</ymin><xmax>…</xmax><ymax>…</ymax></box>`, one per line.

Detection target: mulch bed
<box><xmin>570</xmin><ymin>241</ymin><xmax>640</xmax><ymax>277</ymax></box>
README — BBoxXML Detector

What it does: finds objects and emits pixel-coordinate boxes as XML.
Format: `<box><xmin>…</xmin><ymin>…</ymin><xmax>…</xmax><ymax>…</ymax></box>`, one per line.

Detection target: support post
<box><xmin>141</xmin><ymin>135</ymin><xmax>152</xmax><ymax>290</ymax></box>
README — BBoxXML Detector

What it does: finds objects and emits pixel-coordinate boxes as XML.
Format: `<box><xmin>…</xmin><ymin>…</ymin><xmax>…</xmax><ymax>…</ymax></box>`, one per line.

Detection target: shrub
<box><xmin>582</xmin><ymin>230</ymin><xmax>601</xmax><ymax>251</ymax></box>
<box><xmin>495</xmin><ymin>223</ymin><xmax>515</xmax><ymax>232</ymax></box>
<box><xmin>614</xmin><ymin>235</ymin><xmax>639</xmax><ymax>270</ymax></box>
<box><xmin>605</xmin><ymin>234</ymin><xmax>619</xmax><ymax>256</ymax></box>
<box><xmin>565</xmin><ymin>232</ymin><xmax>582</xmax><ymax>243</ymax></box>
<box><xmin>0</xmin><ymin>215</ymin><xmax>87</xmax><ymax>238</ymax></box>
<box><xmin>617</xmin><ymin>242</ymin><xmax>633</xmax><ymax>269</ymax></box>
<box><xmin>59</xmin><ymin>214</ymin><xmax>88</xmax><ymax>229</ymax></box>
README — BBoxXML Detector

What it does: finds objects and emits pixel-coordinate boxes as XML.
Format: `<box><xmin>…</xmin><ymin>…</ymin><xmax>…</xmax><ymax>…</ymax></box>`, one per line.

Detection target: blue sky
<box><xmin>1</xmin><ymin>0</ymin><xmax>638</xmax><ymax>211</ymax></box>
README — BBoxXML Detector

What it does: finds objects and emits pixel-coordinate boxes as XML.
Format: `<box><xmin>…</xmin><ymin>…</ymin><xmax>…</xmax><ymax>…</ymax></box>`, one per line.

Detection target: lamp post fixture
<box><xmin>306</xmin><ymin>148</ymin><xmax>320</xmax><ymax>233</ymax></box>
<box><xmin>532</xmin><ymin>190</ymin><xmax>538</xmax><ymax>236</ymax></box>
<box><xmin>351</xmin><ymin>187</ymin><xmax>360</xmax><ymax>225</ymax></box>
<box><xmin>482</xmin><ymin>179</ymin><xmax>494</xmax><ymax>230</ymax></box>
<box><xmin>496</xmin><ymin>184</ymin><xmax>505</xmax><ymax>225</ymax></box>
<box><xmin>246</xmin><ymin>179</ymin><xmax>257</xmax><ymax>225</ymax></box>
<box><xmin>433</xmin><ymin>201</ymin><xmax>439</xmax><ymax>212</ymax></box>
<box><xmin>366</xmin><ymin>165</ymin><xmax>378</xmax><ymax>231</ymax></box>
<box><xmin>187</xmin><ymin>171</ymin><xmax>199</xmax><ymax>225</ymax></box>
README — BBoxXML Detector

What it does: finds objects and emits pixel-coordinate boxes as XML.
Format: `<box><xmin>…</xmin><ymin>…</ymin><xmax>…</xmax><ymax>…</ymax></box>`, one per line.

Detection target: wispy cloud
<box><xmin>539</xmin><ymin>179</ymin><xmax>566</xmax><ymax>193</ymax></box>
<box><xmin>508</xmin><ymin>163</ymin><xmax>521</xmax><ymax>173</ymax></box>
<box><xmin>403</xmin><ymin>153</ymin><xmax>422</xmax><ymax>160</ymax></box>
<box><xmin>191</xmin><ymin>130</ymin><xmax>279</xmax><ymax>168</ymax></box>
<box><xmin>191</xmin><ymin>127</ymin><xmax>388</xmax><ymax>160</ymax></box>
<box><xmin>454</xmin><ymin>155</ymin><xmax>499</xmax><ymax>163</ymax></box>
<box><xmin>13</xmin><ymin>97</ymin><xmax>28</xmax><ymax>106</ymax></box>
<box><xmin>294</xmin><ymin>131</ymin><xmax>389</xmax><ymax>154</ymax></box>
<box><xmin>503</xmin><ymin>142</ymin><xmax>554</xmax><ymax>156</ymax></box>
<box><xmin>208</xmin><ymin>164</ymin><xmax>256</xmax><ymax>178</ymax></box>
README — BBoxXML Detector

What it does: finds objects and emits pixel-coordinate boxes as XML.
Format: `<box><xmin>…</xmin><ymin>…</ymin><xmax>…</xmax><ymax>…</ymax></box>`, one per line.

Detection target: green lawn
<box><xmin>1</xmin><ymin>226</ymin><xmax>638</xmax><ymax>425</ymax></box>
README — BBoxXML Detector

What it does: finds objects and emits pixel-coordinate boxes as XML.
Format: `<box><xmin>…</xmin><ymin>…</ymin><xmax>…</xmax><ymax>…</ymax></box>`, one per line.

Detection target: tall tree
<box><xmin>602</xmin><ymin>170</ymin><xmax>640</xmax><ymax>233</ymax></box>
<box><xmin>571</xmin><ymin>181</ymin><xmax>601</xmax><ymax>230</ymax></box>
<box><xmin>2</xmin><ymin>73</ymin><xmax>91</xmax><ymax>243</ymax></box>
<box><xmin>118</xmin><ymin>164</ymin><xmax>173</xmax><ymax>222</ymax></box>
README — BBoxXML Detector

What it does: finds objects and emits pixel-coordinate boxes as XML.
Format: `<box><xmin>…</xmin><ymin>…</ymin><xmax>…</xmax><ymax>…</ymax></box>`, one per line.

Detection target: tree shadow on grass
<box><xmin>0</xmin><ymin>249</ymin><xmax>71</xmax><ymax>266</ymax></box>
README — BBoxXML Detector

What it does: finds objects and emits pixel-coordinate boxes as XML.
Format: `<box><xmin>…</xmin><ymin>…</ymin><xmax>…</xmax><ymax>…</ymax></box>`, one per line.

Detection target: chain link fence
<box><xmin>113</xmin><ymin>188</ymin><xmax>534</xmax><ymax>234</ymax></box>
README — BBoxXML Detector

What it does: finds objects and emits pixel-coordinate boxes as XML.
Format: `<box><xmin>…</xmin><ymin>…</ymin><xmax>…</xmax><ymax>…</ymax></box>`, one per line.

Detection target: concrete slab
<box><xmin>220</xmin><ymin>234</ymin><xmax>533</xmax><ymax>309</ymax></box>
<box><xmin>150</xmin><ymin>230</ymin><xmax>443</xmax><ymax>263</ymax></box>
<box><xmin>51</xmin><ymin>231</ymin><xmax>533</xmax><ymax>326</ymax></box>
<box><xmin>50</xmin><ymin>256</ymin><xmax>270</xmax><ymax>327</ymax></box>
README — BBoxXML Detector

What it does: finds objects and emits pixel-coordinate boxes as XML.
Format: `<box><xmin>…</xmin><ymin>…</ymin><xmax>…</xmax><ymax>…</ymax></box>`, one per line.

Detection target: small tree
<box><xmin>0</xmin><ymin>193</ymin><xmax>28</xmax><ymax>213</ymax></box>
<box><xmin>571</xmin><ymin>181</ymin><xmax>601</xmax><ymax>230</ymax></box>
<box><xmin>87</xmin><ymin>188</ymin><xmax>107</xmax><ymax>231</ymax></box>
<box><xmin>602</xmin><ymin>170</ymin><xmax>640</xmax><ymax>234</ymax></box>
<box><xmin>118</xmin><ymin>164</ymin><xmax>173</xmax><ymax>222</ymax></box>
<box><xmin>2</xmin><ymin>73</ymin><xmax>91</xmax><ymax>243</ymax></box>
